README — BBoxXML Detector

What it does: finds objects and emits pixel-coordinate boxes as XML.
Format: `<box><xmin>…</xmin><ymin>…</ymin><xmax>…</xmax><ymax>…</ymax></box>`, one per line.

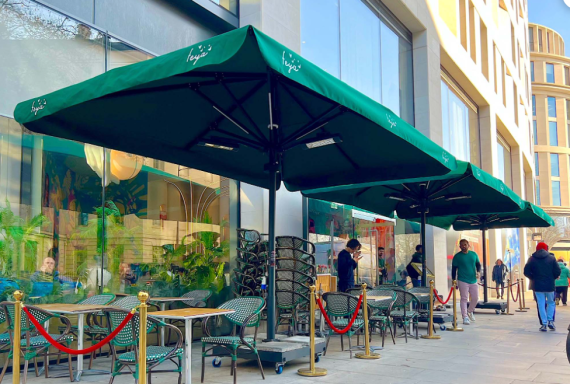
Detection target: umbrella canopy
<box><xmin>14</xmin><ymin>25</ymin><xmax>458</xmax><ymax>339</ymax></box>
<box><xmin>418</xmin><ymin>201</ymin><xmax>554</xmax><ymax>303</ymax></box>
<box><xmin>303</xmin><ymin>161</ymin><xmax>525</xmax><ymax>285</ymax></box>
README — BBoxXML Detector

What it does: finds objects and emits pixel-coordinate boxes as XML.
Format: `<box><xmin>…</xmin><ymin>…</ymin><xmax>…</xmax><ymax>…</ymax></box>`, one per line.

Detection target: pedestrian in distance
<box><xmin>337</xmin><ymin>239</ymin><xmax>363</xmax><ymax>293</ymax></box>
<box><xmin>452</xmin><ymin>239</ymin><xmax>481</xmax><ymax>325</ymax></box>
<box><xmin>406</xmin><ymin>245</ymin><xmax>423</xmax><ymax>287</ymax></box>
<box><xmin>523</xmin><ymin>242</ymin><xmax>561</xmax><ymax>331</ymax></box>
<box><xmin>555</xmin><ymin>258</ymin><xmax>569</xmax><ymax>306</ymax></box>
<box><xmin>492</xmin><ymin>259</ymin><xmax>509</xmax><ymax>299</ymax></box>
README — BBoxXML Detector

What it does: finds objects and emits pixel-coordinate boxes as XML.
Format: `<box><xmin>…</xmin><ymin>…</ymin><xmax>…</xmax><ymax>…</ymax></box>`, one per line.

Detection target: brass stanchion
<box><xmin>515</xmin><ymin>279</ymin><xmax>527</xmax><ymax>313</ymax></box>
<box><xmin>421</xmin><ymin>281</ymin><xmax>441</xmax><ymax>340</ymax></box>
<box><xmin>447</xmin><ymin>280</ymin><xmax>463</xmax><ymax>332</ymax></box>
<box><xmin>138</xmin><ymin>291</ymin><xmax>149</xmax><ymax>384</ymax></box>
<box><xmin>521</xmin><ymin>278</ymin><xmax>530</xmax><ymax>309</ymax></box>
<box><xmin>12</xmin><ymin>291</ymin><xmax>23</xmax><ymax>384</ymax></box>
<box><xmin>502</xmin><ymin>279</ymin><xmax>514</xmax><ymax>315</ymax></box>
<box><xmin>355</xmin><ymin>283</ymin><xmax>380</xmax><ymax>359</ymax></box>
<box><xmin>298</xmin><ymin>286</ymin><xmax>327</xmax><ymax>377</ymax></box>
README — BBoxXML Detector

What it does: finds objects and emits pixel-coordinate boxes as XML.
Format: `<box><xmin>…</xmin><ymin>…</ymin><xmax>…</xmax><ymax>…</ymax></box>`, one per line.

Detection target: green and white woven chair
<box><xmin>368</xmin><ymin>291</ymin><xmax>397</xmax><ymax>347</ymax></box>
<box><xmin>201</xmin><ymin>297</ymin><xmax>265</xmax><ymax>384</ymax></box>
<box><xmin>104</xmin><ymin>308</ymin><xmax>183</xmax><ymax>384</ymax></box>
<box><xmin>0</xmin><ymin>302</ymin><xmax>74</xmax><ymax>384</ymax></box>
<box><xmin>321</xmin><ymin>292</ymin><xmax>366</xmax><ymax>358</ymax></box>
<box><xmin>390</xmin><ymin>290</ymin><xmax>420</xmax><ymax>343</ymax></box>
<box><xmin>166</xmin><ymin>289</ymin><xmax>212</xmax><ymax>345</ymax></box>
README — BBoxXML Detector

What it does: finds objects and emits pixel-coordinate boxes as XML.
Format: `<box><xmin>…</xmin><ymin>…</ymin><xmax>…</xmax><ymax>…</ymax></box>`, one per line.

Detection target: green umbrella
<box><xmin>14</xmin><ymin>25</ymin><xmax>457</xmax><ymax>339</ymax></box>
<box><xmin>303</xmin><ymin>161</ymin><xmax>525</xmax><ymax>285</ymax></box>
<box><xmin>418</xmin><ymin>201</ymin><xmax>554</xmax><ymax>302</ymax></box>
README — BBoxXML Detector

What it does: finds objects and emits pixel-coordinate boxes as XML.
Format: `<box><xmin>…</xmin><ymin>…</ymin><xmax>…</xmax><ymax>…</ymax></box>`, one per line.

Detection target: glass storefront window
<box><xmin>445</xmin><ymin>229</ymin><xmax>483</xmax><ymax>289</ymax></box>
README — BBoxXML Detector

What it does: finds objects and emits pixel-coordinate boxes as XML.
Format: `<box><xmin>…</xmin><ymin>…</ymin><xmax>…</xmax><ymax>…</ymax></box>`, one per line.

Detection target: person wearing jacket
<box><xmin>555</xmin><ymin>258</ymin><xmax>570</xmax><ymax>306</ymax></box>
<box><xmin>406</xmin><ymin>245</ymin><xmax>423</xmax><ymax>287</ymax></box>
<box><xmin>337</xmin><ymin>239</ymin><xmax>363</xmax><ymax>292</ymax></box>
<box><xmin>523</xmin><ymin>242</ymin><xmax>561</xmax><ymax>331</ymax></box>
<box><xmin>492</xmin><ymin>259</ymin><xmax>509</xmax><ymax>299</ymax></box>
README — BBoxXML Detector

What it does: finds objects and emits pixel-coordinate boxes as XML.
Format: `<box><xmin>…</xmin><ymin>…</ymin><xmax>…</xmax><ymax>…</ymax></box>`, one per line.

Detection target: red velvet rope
<box><xmin>509</xmin><ymin>283</ymin><xmax>520</xmax><ymax>303</ymax></box>
<box><xmin>433</xmin><ymin>287</ymin><xmax>453</xmax><ymax>305</ymax></box>
<box><xmin>22</xmin><ymin>306</ymin><xmax>134</xmax><ymax>355</ymax></box>
<box><xmin>478</xmin><ymin>281</ymin><xmax>519</xmax><ymax>290</ymax></box>
<box><xmin>316</xmin><ymin>295</ymin><xmax>363</xmax><ymax>335</ymax></box>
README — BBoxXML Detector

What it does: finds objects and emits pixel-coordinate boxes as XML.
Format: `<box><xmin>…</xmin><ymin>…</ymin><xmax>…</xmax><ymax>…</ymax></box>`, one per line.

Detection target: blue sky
<box><xmin>528</xmin><ymin>0</ymin><xmax>570</xmax><ymax>56</ymax></box>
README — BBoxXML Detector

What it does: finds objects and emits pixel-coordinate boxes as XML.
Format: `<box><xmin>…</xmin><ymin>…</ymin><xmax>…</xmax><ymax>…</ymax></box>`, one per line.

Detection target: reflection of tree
<box><xmin>533</xmin><ymin>216</ymin><xmax>569</xmax><ymax>249</ymax></box>
<box><xmin>395</xmin><ymin>233</ymin><xmax>419</xmax><ymax>272</ymax></box>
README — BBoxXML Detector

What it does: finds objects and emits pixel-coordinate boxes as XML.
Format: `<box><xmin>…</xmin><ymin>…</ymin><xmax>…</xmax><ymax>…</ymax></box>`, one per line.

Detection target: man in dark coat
<box><xmin>337</xmin><ymin>239</ymin><xmax>363</xmax><ymax>292</ymax></box>
<box><xmin>406</xmin><ymin>245</ymin><xmax>423</xmax><ymax>287</ymax></box>
<box><xmin>524</xmin><ymin>242</ymin><xmax>561</xmax><ymax>331</ymax></box>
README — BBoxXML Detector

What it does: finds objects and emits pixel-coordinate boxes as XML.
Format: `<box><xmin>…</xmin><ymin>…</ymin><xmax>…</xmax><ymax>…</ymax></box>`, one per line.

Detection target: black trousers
<box><xmin>555</xmin><ymin>286</ymin><xmax>568</xmax><ymax>304</ymax></box>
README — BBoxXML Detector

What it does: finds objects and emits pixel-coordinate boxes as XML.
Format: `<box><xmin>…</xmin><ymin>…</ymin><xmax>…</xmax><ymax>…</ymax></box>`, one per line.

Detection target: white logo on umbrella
<box><xmin>282</xmin><ymin>51</ymin><xmax>301</xmax><ymax>73</ymax></box>
<box><xmin>31</xmin><ymin>99</ymin><xmax>47</xmax><ymax>116</ymax></box>
<box><xmin>187</xmin><ymin>44</ymin><xmax>212</xmax><ymax>65</ymax></box>
<box><xmin>387</xmin><ymin>114</ymin><xmax>397</xmax><ymax>129</ymax></box>
<box><xmin>442</xmin><ymin>151</ymin><xmax>450</xmax><ymax>164</ymax></box>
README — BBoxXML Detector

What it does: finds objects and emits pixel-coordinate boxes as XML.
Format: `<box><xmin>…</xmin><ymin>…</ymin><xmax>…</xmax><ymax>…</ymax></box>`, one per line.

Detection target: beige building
<box><xmin>529</xmin><ymin>23</ymin><xmax>570</xmax><ymax>216</ymax></box>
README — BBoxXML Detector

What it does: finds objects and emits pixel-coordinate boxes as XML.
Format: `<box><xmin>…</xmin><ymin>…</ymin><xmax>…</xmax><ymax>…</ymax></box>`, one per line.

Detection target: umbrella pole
<box><xmin>266</xmin><ymin>166</ymin><xmax>278</xmax><ymax>341</ymax></box>
<box><xmin>420</xmin><ymin>206</ymin><xmax>427</xmax><ymax>287</ymax></box>
<box><xmin>482</xmin><ymin>228</ymin><xmax>488</xmax><ymax>303</ymax></box>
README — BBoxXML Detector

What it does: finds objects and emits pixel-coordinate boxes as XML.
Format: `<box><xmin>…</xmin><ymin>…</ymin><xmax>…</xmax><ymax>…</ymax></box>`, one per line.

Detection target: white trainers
<box><xmin>463</xmin><ymin>316</ymin><xmax>470</xmax><ymax>325</ymax></box>
<box><xmin>468</xmin><ymin>312</ymin><xmax>476</xmax><ymax>322</ymax></box>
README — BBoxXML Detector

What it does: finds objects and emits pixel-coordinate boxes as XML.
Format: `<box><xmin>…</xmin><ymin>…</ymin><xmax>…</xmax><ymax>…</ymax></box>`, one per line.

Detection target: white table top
<box><xmin>151</xmin><ymin>307</ymin><xmax>234</xmax><ymax>320</ymax></box>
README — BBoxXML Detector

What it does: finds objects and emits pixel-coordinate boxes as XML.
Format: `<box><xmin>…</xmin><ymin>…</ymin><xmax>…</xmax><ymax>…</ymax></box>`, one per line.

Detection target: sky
<box><xmin>528</xmin><ymin>0</ymin><xmax>570</xmax><ymax>56</ymax></box>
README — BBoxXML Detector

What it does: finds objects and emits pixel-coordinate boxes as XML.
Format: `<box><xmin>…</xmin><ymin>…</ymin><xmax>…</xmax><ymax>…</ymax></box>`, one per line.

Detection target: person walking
<box><xmin>378</xmin><ymin>246</ymin><xmax>387</xmax><ymax>285</ymax></box>
<box><xmin>452</xmin><ymin>239</ymin><xmax>481</xmax><ymax>325</ymax></box>
<box><xmin>523</xmin><ymin>242</ymin><xmax>561</xmax><ymax>331</ymax></box>
<box><xmin>337</xmin><ymin>239</ymin><xmax>363</xmax><ymax>292</ymax></box>
<box><xmin>492</xmin><ymin>259</ymin><xmax>508</xmax><ymax>299</ymax></box>
<box><xmin>555</xmin><ymin>258</ymin><xmax>569</xmax><ymax>306</ymax></box>
<box><xmin>406</xmin><ymin>245</ymin><xmax>423</xmax><ymax>287</ymax></box>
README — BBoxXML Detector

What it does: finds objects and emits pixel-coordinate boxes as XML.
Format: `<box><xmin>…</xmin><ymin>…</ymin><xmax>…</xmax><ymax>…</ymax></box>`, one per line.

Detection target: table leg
<box><xmin>75</xmin><ymin>313</ymin><xmax>84</xmax><ymax>381</ymax></box>
<box><xmin>183</xmin><ymin>318</ymin><xmax>192</xmax><ymax>384</ymax></box>
<box><xmin>160</xmin><ymin>303</ymin><xmax>166</xmax><ymax>346</ymax></box>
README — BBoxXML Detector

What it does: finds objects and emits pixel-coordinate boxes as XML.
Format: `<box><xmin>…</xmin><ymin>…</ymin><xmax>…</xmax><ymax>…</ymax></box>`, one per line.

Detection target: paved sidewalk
<box><xmin>5</xmin><ymin>299</ymin><xmax>569</xmax><ymax>384</ymax></box>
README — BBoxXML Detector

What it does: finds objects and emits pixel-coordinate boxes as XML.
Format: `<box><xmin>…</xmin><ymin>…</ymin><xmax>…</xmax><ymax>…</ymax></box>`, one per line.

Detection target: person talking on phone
<box><xmin>337</xmin><ymin>239</ymin><xmax>363</xmax><ymax>292</ymax></box>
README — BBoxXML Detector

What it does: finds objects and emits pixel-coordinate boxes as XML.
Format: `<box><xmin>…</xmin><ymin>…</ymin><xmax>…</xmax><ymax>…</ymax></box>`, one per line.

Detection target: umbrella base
<box><xmin>472</xmin><ymin>301</ymin><xmax>507</xmax><ymax>314</ymax></box>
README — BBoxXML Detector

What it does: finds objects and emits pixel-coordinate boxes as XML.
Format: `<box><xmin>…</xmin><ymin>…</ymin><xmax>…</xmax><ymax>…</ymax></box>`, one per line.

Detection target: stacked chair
<box><xmin>275</xmin><ymin>236</ymin><xmax>316</xmax><ymax>336</ymax></box>
<box><xmin>233</xmin><ymin>229</ymin><xmax>268</xmax><ymax>298</ymax></box>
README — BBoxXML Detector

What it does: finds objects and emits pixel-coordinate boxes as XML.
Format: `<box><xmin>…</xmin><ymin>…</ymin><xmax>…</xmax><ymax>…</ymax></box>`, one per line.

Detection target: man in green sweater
<box><xmin>452</xmin><ymin>239</ymin><xmax>481</xmax><ymax>325</ymax></box>
<box><xmin>555</xmin><ymin>259</ymin><xmax>569</xmax><ymax>306</ymax></box>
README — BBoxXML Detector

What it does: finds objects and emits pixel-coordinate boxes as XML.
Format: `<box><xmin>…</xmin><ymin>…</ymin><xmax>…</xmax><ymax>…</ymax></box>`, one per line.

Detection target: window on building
<box><xmin>551</xmin><ymin>154</ymin><xmax>560</xmax><ymax>176</ymax></box>
<box><xmin>529</xmin><ymin>27</ymin><xmax>535</xmax><ymax>52</ymax></box>
<box><xmin>547</xmin><ymin>32</ymin><xmax>551</xmax><ymax>52</ymax></box>
<box><xmin>535</xmin><ymin>152</ymin><xmax>540</xmax><ymax>175</ymax></box>
<box><xmin>532</xmin><ymin>94</ymin><xmax>536</xmax><ymax>116</ymax></box>
<box><xmin>441</xmin><ymin>75</ymin><xmax>480</xmax><ymax>166</ymax></box>
<box><xmin>538</xmin><ymin>29</ymin><xmax>543</xmax><ymax>52</ymax></box>
<box><xmin>567</xmin><ymin>99</ymin><xmax>570</xmax><ymax>120</ymax></box>
<box><xmin>552</xmin><ymin>181</ymin><xmax>561</xmax><ymax>206</ymax></box>
<box><xmin>497</xmin><ymin>137</ymin><xmax>512</xmax><ymax>188</ymax></box>
<box><xmin>548</xmin><ymin>97</ymin><xmax>557</xmax><ymax>117</ymax></box>
<box><xmin>565</xmin><ymin>66</ymin><xmax>570</xmax><ymax>86</ymax></box>
<box><xmin>533</xmin><ymin>120</ymin><xmax>538</xmax><ymax>145</ymax></box>
<box><xmin>536</xmin><ymin>180</ymin><xmax>541</xmax><ymax>205</ymax></box>
<box><xmin>531</xmin><ymin>61</ymin><xmax>534</xmax><ymax>81</ymax></box>
<box><xmin>550</xmin><ymin>121</ymin><xmax>558</xmax><ymax>146</ymax></box>
<box><xmin>546</xmin><ymin>63</ymin><xmax>555</xmax><ymax>83</ymax></box>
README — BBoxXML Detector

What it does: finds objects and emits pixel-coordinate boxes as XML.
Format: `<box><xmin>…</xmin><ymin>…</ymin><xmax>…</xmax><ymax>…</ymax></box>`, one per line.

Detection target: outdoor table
<box><xmin>151</xmin><ymin>307</ymin><xmax>234</xmax><ymax>384</ymax></box>
<box><xmin>36</xmin><ymin>303</ymin><xmax>116</xmax><ymax>381</ymax></box>
<box><xmin>150</xmin><ymin>297</ymin><xmax>194</xmax><ymax>345</ymax></box>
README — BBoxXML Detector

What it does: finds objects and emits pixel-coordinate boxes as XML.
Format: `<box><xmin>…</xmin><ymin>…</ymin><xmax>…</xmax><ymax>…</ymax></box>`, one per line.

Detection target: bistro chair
<box><xmin>368</xmin><ymin>291</ymin><xmax>397</xmax><ymax>347</ymax></box>
<box><xmin>345</xmin><ymin>286</ymin><xmax>371</xmax><ymax>295</ymax></box>
<box><xmin>166</xmin><ymin>289</ymin><xmax>212</xmax><ymax>345</ymax></box>
<box><xmin>321</xmin><ymin>292</ymin><xmax>366</xmax><ymax>358</ymax></box>
<box><xmin>0</xmin><ymin>302</ymin><xmax>74</xmax><ymax>383</ymax></box>
<box><xmin>104</xmin><ymin>308</ymin><xmax>183</xmax><ymax>384</ymax></box>
<box><xmin>276</xmin><ymin>236</ymin><xmax>316</xmax><ymax>254</ymax></box>
<box><xmin>275</xmin><ymin>280</ymin><xmax>310</xmax><ymax>336</ymax></box>
<box><xmin>201</xmin><ymin>297</ymin><xmax>265</xmax><ymax>384</ymax></box>
<box><xmin>390</xmin><ymin>290</ymin><xmax>421</xmax><ymax>343</ymax></box>
<box><xmin>275</xmin><ymin>248</ymin><xmax>316</xmax><ymax>265</ymax></box>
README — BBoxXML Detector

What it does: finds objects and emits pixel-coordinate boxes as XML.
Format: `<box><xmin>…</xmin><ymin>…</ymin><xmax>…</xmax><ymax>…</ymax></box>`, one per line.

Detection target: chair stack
<box><xmin>274</xmin><ymin>236</ymin><xmax>317</xmax><ymax>335</ymax></box>
<box><xmin>233</xmin><ymin>229</ymin><xmax>268</xmax><ymax>298</ymax></box>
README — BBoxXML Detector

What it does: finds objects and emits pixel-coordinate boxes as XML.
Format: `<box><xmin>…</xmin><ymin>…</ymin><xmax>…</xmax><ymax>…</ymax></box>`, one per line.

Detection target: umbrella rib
<box><xmin>280</xmin><ymin>82</ymin><xmax>315</xmax><ymax>119</ymax></box>
<box><xmin>427</xmin><ymin>174</ymin><xmax>471</xmax><ymax>199</ymax></box>
<box><xmin>212</xmin><ymin>129</ymin><xmax>266</xmax><ymax>151</ymax></box>
<box><xmin>220</xmin><ymin>82</ymin><xmax>269</xmax><ymax>145</ymax></box>
<box><xmin>282</xmin><ymin>105</ymin><xmax>343</xmax><ymax>145</ymax></box>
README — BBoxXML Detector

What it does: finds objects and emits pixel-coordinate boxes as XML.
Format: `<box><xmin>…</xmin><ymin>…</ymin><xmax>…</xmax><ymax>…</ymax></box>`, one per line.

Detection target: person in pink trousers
<box><xmin>452</xmin><ymin>239</ymin><xmax>481</xmax><ymax>325</ymax></box>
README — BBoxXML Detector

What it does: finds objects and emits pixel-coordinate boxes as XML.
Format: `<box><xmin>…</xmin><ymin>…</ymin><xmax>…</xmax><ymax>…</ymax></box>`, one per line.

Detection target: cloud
<box><xmin>565</xmin><ymin>0</ymin><xmax>570</xmax><ymax>7</ymax></box>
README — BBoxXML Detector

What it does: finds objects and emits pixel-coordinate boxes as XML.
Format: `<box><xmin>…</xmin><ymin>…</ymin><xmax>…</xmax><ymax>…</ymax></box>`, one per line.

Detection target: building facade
<box><xmin>0</xmin><ymin>0</ymin><xmax>533</xmax><ymax>302</ymax></box>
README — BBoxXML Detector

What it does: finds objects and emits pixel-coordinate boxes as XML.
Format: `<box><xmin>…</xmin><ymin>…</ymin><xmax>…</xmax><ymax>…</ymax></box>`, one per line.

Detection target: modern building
<box><xmin>0</xmin><ymin>0</ymin><xmax>533</xmax><ymax>303</ymax></box>
<box><xmin>529</xmin><ymin>23</ymin><xmax>570</xmax><ymax>215</ymax></box>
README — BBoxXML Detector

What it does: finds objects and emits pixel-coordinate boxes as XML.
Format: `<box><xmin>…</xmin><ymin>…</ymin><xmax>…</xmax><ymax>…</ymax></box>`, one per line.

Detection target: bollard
<box><xmin>421</xmin><ymin>281</ymin><xmax>441</xmax><ymax>340</ymax></box>
<box><xmin>447</xmin><ymin>280</ymin><xmax>463</xmax><ymax>332</ymax></box>
<box><xmin>521</xmin><ymin>278</ymin><xmax>530</xmax><ymax>310</ymax></box>
<box><xmin>138</xmin><ymin>291</ymin><xmax>149</xmax><ymax>384</ymax></box>
<box><xmin>502</xmin><ymin>279</ymin><xmax>514</xmax><ymax>315</ymax></box>
<box><xmin>355</xmin><ymin>283</ymin><xmax>380</xmax><ymax>359</ymax></box>
<box><xmin>515</xmin><ymin>279</ymin><xmax>527</xmax><ymax>313</ymax></box>
<box><xmin>298</xmin><ymin>286</ymin><xmax>327</xmax><ymax>376</ymax></box>
<box><xmin>12</xmin><ymin>291</ymin><xmax>23</xmax><ymax>384</ymax></box>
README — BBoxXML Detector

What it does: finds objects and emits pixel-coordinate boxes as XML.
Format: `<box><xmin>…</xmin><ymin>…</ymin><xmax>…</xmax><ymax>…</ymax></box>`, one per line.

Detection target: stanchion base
<box><xmin>355</xmin><ymin>352</ymin><xmax>381</xmax><ymax>359</ymax></box>
<box><xmin>501</xmin><ymin>312</ymin><xmax>514</xmax><ymax>315</ymax></box>
<box><xmin>421</xmin><ymin>335</ymin><xmax>441</xmax><ymax>339</ymax></box>
<box><xmin>447</xmin><ymin>327</ymin><xmax>463</xmax><ymax>332</ymax></box>
<box><xmin>515</xmin><ymin>310</ymin><xmax>527</xmax><ymax>312</ymax></box>
<box><xmin>298</xmin><ymin>367</ymin><xmax>327</xmax><ymax>377</ymax></box>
